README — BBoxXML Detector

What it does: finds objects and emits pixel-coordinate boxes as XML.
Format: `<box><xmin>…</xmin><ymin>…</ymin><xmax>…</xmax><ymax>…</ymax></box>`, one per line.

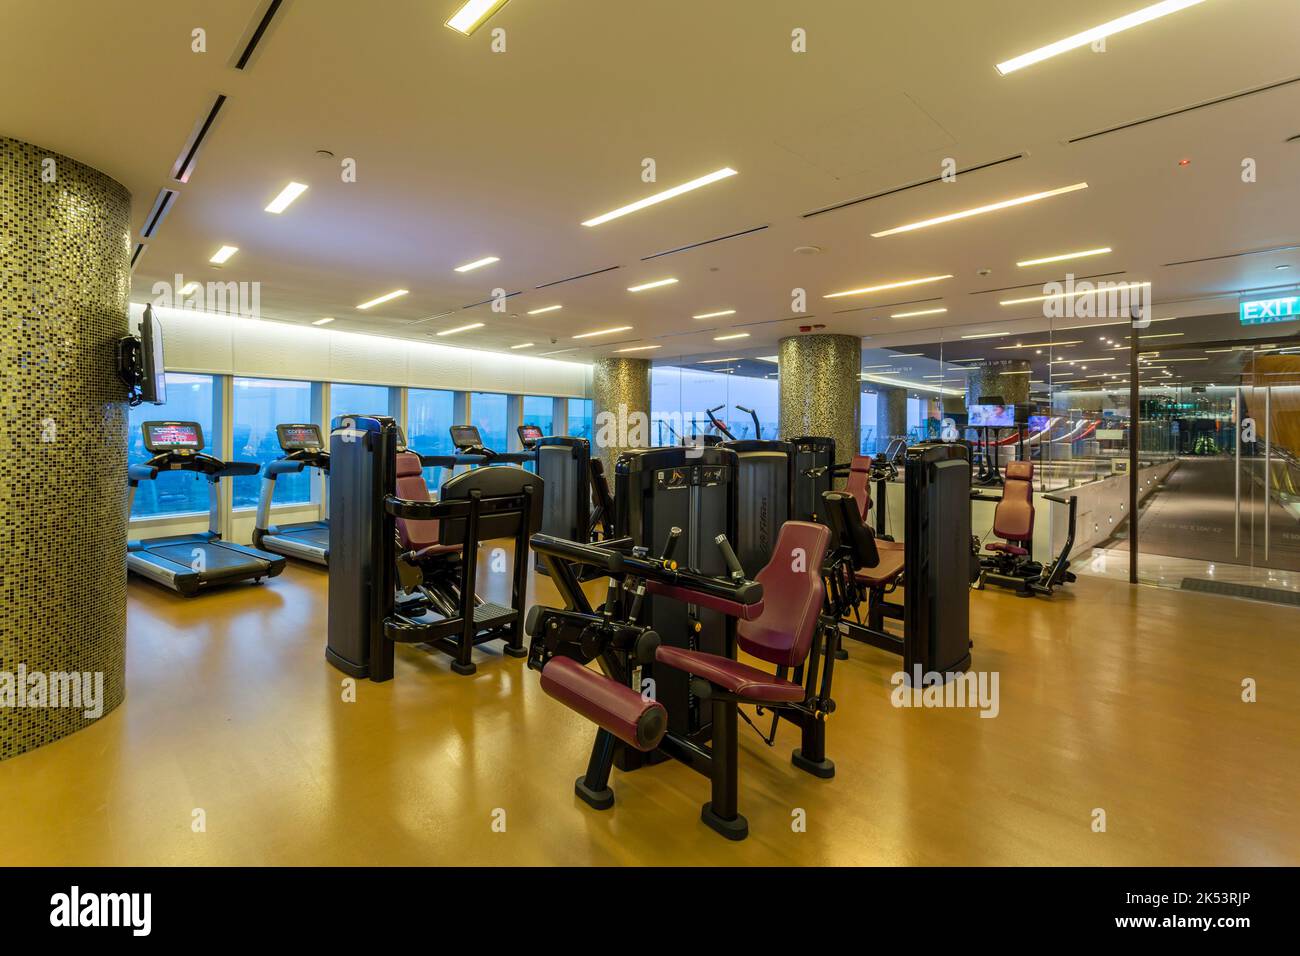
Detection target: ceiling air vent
<box><xmin>641</xmin><ymin>225</ymin><xmax>769</xmax><ymax>261</ymax></box>
<box><xmin>139</xmin><ymin>188</ymin><xmax>178</xmax><ymax>239</ymax></box>
<box><xmin>234</xmin><ymin>0</ymin><xmax>286</xmax><ymax>70</ymax></box>
<box><xmin>534</xmin><ymin>265</ymin><xmax>621</xmax><ymax>290</ymax></box>
<box><xmin>170</xmin><ymin>94</ymin><xmax>228</xmax><ymax>183</ymax></box>
<box><xmin>801</xmin><ymin>154</ymin><xmax>1025</xmax><ymax>220</ymax></box>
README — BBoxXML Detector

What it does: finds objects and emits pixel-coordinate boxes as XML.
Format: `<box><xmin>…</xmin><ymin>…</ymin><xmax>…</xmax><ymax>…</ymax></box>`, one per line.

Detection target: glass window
<box><xmin>408</xmin><ymin>388</ymin><xmax>457</xmax><ymax>488</ymax></box>
<box><xmin>230</xmin><ymin>377</ymin><xmax>314</xmax><ymax>509</ymax></box>
<box><xmin>470</xmin><ymin>392</ymin><xmax>508</xmax><ymax>452</ymax></box>
<box><xmin>860</xmin><ymin>391</ymin><xmax>879</xmax><ymax>454</ymax></box>
<box><xmin>330</xmin><ymin>383</ymin><xmax>392</xmax><ymax>421</ymax></box>
<box><xmin>128</xmin><ymin>373</ymin><xmax>219</xmax><ymax>518</ymax></box>
<box><xmin>522</xmin><ymin>396</ymin><xmax>554</xmax><ymax>436</ymax></box>
<box><xmin>567</xmin><ymin>398</ymin><xmax>593</xmax><ymax>440</ymax></box>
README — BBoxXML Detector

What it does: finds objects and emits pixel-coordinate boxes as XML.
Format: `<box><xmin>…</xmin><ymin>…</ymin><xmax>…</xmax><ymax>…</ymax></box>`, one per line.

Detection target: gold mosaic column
<box><xmin>778</xmin><ymin>333</ymin><xmax>861</xmax><ymax>466</ymax></box>
<box><xmin>592</xmin><ymin>357</ymin><xmax>651</xmax><ymax>477</ymax></box>
<box><xmin>0</xmin><ymin>138</ymin><xmax>131</xmax><ymax>760</ymax></box>
<box><xmin>875</xmin><ymin>387</ymin><xmax>908</xmax><ymax>445</ymax></box>
<box><xmin>966</xmin><ymin>358</ymin><xmax>1032</xmax><ymax>406</ymax></box>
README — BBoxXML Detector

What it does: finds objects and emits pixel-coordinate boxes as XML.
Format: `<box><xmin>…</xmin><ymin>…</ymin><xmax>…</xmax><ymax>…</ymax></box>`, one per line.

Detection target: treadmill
<box><xmin>128</xmin><ymin>421</ymin><xmax>286</xmax><ymax>595</ymax></box>
<box><xmin>252</xmin><ymin>423</ymin><xmax>331</xmax><ymax>565</ymax></box>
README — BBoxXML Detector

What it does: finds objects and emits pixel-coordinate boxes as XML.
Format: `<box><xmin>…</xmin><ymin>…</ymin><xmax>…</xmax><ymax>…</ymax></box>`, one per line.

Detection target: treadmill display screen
<box><xmin>967</xmin><ymin>404</ymin><xmax>1015</xmax><ymax>428</ymax></box>
<box><xmin>278</xmin><ymin>424</ymin><xmax>323</xmax><ymax>451</ymax></box>
<box><xmin>517</xmin><ymin>424</ymin><xmax>543</xmax><ymax>448</ymax></box>
<box><xmin>450</xmin><ymin>424</ymin><xmax>484</xmax><ymax>449</ymax></box>
<box><xmin>144</xmin><ymin>421</ymin><xmax>202</xmax><ymax>451</ymax></box>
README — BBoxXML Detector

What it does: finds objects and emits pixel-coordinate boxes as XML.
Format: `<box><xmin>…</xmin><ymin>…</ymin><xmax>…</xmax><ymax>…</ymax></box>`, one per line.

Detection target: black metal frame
<box><xmin>526</xmin><ymin>533</ymin><xmax>839</xmax><ymax>841</ymax></box>
<box><xmin>972</xmin><ymin>491</ymin><xmax>1079</xmax><ymax>597</ymax></box>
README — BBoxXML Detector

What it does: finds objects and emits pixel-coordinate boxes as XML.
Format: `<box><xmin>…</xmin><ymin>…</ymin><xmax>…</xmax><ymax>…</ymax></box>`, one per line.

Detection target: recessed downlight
<box><xmin>1016</xmin><ymin>247</ymin><xmax>1112</xmax><ymax>267</ymax></box>
<box><xmin>995</xmin><ymin>0</ymin><xmax>1209</xmax><ymax>76</ymax></box>
<box><xmin>437</xmin><ymin>322</ymin><xmax>485</xmax><ymax>336</ymax></box>
<box><xmin>445</xmin><ymin>0</ymin><xmax>512</xmax><ymax>36</ymax></box>
<box><xmin>824</xmin><ymin>275</ymin><xmax>953</xmax><ymax>299</ymax></box>
<box><xmin>871</xmin><ymin>183</ymin><xmax>1089</xmax><ymax>238</ymax></box>
<box><xmin>209</xmin><ymin>245</ymin><xmax>238</xmax><ymax>264</ymax></box>
<box><xmin>265</xmin><ymin>181</ymin><xmax>308</xmax><ymax>214</ymax></box>
<box><xmin>583</xmin><ymin>168</ymin><xmax>738</xmax><ymax>227</ymax></box>
<box><xmin>455</xmin><ymin>256</ymin><xmax>500</xmax><ymax>273</ymax></box>
<box><xmin>890</xmin><ymin>307</ymin><xmax>949</xmax><ymax>318</ymax></box>
<box><xmin>356</xmin><ymin>289</ymin><xmax>409</xmax><ymax>310</ymax></box>
<box><xmin>628</xmin><ymin>278</ymin><xmax>678</xmax><ymax>293</ymax></box>
<box><xmin>574</xmin><ymin>326</ymin><xmax>634</xmax><ymax>339</ymax></box>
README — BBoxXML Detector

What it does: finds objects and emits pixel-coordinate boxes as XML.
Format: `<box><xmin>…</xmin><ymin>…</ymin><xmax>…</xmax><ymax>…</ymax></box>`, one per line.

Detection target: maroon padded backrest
<box><xmin>394</xmin><ymin>451</ymin><xmax>439</xmax><ymax>550</ymax></box>
<box><xmin>736</xmin><ymin>521</ymin><xmax>829</xmax><ymax>669</ymax></box>
<box><xmin>994</xmin><ymin>460</ymin><xmax>1034</xmax><ymax>542</ymax></box>
<box><xmin>845</xmin><ymin>455</ymin><xmax>873</xmax><ymax>520</ymax></box>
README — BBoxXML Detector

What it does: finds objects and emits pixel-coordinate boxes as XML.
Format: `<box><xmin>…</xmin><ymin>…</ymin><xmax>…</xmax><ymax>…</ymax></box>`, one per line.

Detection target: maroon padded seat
<box><xmin>394</xmin><ymin>452</ymin><xmax>459</xmax><ymax>561</ymax></box>
<box><xmin>990</xmin><ymin>459</ymin><xmax>1034</xmax><ymax>551</ymax></box>
<box><xmin>653</xmin><ymin>521</ymin><xmax>829</xmax><ymax>704</ymax></box>
<box><xmin>845</xmin><ymin>455</ymin><xmax>873</xmax><ymax>520</ymax></box>
<box><xmin>854</xmin><ymin>547</ymin><xmax>905</xmax><ymax>587</ymax></box>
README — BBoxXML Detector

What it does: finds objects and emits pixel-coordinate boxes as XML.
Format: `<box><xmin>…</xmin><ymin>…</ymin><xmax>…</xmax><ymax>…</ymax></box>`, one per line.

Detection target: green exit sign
<box><xmin>1240</xmin><ymin>295</ymin><xmax>1299</xmax><ymax>325</ymax></box>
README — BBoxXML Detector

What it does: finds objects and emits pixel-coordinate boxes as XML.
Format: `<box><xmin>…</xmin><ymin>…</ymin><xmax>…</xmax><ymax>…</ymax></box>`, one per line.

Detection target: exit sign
<box><xmin>1240</xmin><ymin>295</ymin><xmax>1299</xmax><ymax>325</ymax></box>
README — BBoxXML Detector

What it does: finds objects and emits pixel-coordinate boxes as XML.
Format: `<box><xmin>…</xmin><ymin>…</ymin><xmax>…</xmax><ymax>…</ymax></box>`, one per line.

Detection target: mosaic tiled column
<box><xmin>875</xmin><ymin>387</ymin><xmax>908</xmax><ymax>445</ymax></box>
<box><xmin>778</xmin><ymin>333</ymin><xmax>861</xmax><ymax>466</ymax></box>
<box><xmin>0</xmin><ymin>138</ymin><xmax>131</xmax><ymax>760</ymax></box>
<box><xmin>965</xmin><ymin>358</ymin><xmax>1032</xmax><ymax>406</ymax></box>
<box><xmin>592</xmin><ymin>357</ymin><xmax>651</xmax><ymax>478</ymax></box>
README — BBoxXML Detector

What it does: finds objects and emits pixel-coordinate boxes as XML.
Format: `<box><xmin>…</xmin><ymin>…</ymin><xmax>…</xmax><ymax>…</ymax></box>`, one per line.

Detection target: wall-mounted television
<box><xmin>967</xmin><ymin>404</ymin><xmax>1015</xmax><ymax>428</ymax></box>
<box><xmin>118</xmin><ymin>304</ymin><xmax>167</xmax><ymax>406</ymax></box>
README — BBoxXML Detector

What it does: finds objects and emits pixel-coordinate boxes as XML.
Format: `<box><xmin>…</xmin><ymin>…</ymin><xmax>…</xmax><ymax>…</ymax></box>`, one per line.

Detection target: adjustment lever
<box><xmin>659</xmin><ymin>526</ymin><xmax>682</xmax><ymax>569</ymax></box>
<box><xmin>714</xmin><ymin>533</ymin><xmax>746</xmax><ymax>582</ymax></box>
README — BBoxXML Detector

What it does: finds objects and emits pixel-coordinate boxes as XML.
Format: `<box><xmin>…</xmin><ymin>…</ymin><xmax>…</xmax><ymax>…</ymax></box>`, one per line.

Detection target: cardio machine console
<box><xmin>142</xmin><ymin>421</ymin><xmax>204</xmax><ymax>455</ymax></box>
<box><xmin>277</xmin><ymin>423</ymin><xmax>323</xmax><ymax>452</ymax></box>
<box><xmin>517</xmin><ymin>424</ymin><xmax>544</xmax><ymax>449</ymax></box>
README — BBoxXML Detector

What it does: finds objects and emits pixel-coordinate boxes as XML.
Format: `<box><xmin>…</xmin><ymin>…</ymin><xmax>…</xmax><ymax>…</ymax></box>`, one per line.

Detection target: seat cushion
<box><xmin>654</xmin><ymin>646</ymin><xmax>805</xmax><ymax>703</ymax></box>
<box><xmin>854</xmin><ymin>547</ymin><xmax>905</xmax><ymax>587</ymax></box>
<box><xmin>411</xmin><ymin>543</ymin><xmax>460</xmax><ymax>561</ymax></box>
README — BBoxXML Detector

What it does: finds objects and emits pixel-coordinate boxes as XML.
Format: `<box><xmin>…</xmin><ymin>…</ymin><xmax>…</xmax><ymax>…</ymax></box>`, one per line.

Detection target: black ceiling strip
<box><xmin>130</xmin><ymin>243</ymin><xmax>147</xmax><ymax>268</ymax></box>
<box><xmin>1068</xmin><ymin>75</ymin><xmax>1300</xmax><ymax>144</ymax></box>
<box><xmin>733</xmin><ymin>315</ymin><xmax>816</xmax><ymax>328</ymax></box>
<box><xmin>140</xmin><ymin>188</ymin><xmax>178</xmax><ymax>238</ymax></box>
<box><xmin>640</xmin><ymin>224</ymin><xmax>769</xmax><ymax>261</ymax></box>
<box><xmin>235</xmin><ymin>0</ymin><xmax>285</xmax><ymax>70</ymax></box>
<box><xmin>967</xmin><ymin>271</ymin><xmax>1128</xmax><ymax>296</ymax></box>
<box><xmin>534</xmin><ymin>265</ymin><xmax>621</xmax><ymax>290</ymax></box>
<box><xmin>801</xmin><ymin>154</ymin><xmax>1025</xmax><ymax>219</ymax></box>
<box><xmin>654</xmin><ymin>327</ymin><xmax>719</xmax><ymax>338</ymax></box>
<box><xmin>461</xmin><ymin>291</ymin><xmax>523</xmax><ymax>309</ymax></box>
<box><xmin>171</xmin><ymin>93</ymin><xmax>227</xmax><ymax>183</ymax></box>
<box><xmin>1163</xmin><ymin>243</ymin><xmax>1300</xmax><ymax>267</ymax></box>
<box><xmin>831</xmin><ymin>295</ymin><xmax>947</xmax><ymax>316</ymax></box>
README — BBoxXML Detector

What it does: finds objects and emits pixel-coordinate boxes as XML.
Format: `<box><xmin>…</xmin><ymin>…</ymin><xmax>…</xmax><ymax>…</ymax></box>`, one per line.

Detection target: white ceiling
<box><xmin>3</xmin><ymin>0</ymin><xmax>1298</xmax><ymax>365</ymax></box>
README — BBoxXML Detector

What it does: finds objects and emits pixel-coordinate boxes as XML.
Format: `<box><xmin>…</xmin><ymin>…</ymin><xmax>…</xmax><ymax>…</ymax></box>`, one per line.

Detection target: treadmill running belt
<box><xmin>150</xmin><ymin>543</ymin><xmax>271</xmax><ymax>572</ymax></box>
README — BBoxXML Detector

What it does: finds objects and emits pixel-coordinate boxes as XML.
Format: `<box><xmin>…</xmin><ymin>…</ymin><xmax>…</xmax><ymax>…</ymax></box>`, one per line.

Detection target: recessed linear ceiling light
<box><xmin>714</xmin><ymin>332</ymin><xmax>750</xmax><ymax>341</ymax></box>
<box><xmin>1125</xmin><ymin>332</ymin><xmax>1184</xmax><ymax>339</ymax></box>
<box><xmin>265</xmin><ymin>181</ymin><xmax>308</xmax><ymax>214</ymax></box>
<box><xmin>455</xmin><ymin>256</ymin><xmax>500</xmax><ymax>273</ymax></box>
<box><xmin>312</xmin><ymin>317</ymin><xmax>335</xmax><ymax>326</ymax></box>
<box><xmin>961</xmin><ymin>332</ymin><xmax>1012</xmax><ymax>340</ymax></box>
<box><xmin>179</xmin><ymin>281</ymin><xmax>201</xmax><ymax>295</ymax></box>
<box><xmin>1050</xmin><ymin>356</ymin><xmax>1115</xmax><ymax>363</ymax></box>
<box><xmin>693</xmin><ymin>309</ymin><xmax>736</xmax><ymax>320</ymax></box>
<box><xmin>1016</xmin><ymin>247</ymin><xmax>1112</xmax><ymax>267</ymax></box>
<box><xmin>527</xmin><ymin>305</ymin><xmax>562</xmax><ymax>315</ymax></box>
<box><xmin>892</xmin><ymin>352</ymin><xmax>924</xmax><ymax>357</ymax></box>
<box><xmin>357</xmin><ymin>289</ymin><xmax>409</xmax><ymax>310</ymax></box>
<box><xmin>757</xmin><ymin>355</ymin><xmax>779</xmax><ymax>363</ymax></box>
<box><xmin>1000</xmin><ymin>281</ymin><xmax>1150</xmax><ymax>306</ymax></box>
<box><xmin>698</xmin><ymin>357</ymin><xmax>743</xmax><ymax>364</ymax></box>
<box><xmin>209</xmin><ymin>245</ymin><xmax>238</xmax><ymax>264</ymax></box>
<box><xmin>628</xmin><ymin>278</ymin><xmax>679</xmax><ymax>293</ymax></box>
<box><xmin>824</xmin><ymin>275</ymin><xmax>953</xmax><ymax>299</ymax></box>
<box><xmin>996</xmin><ymin>340</ymin><xmax>1084</xmax><ymax>349</ymax></box>
<box><xmin>1000</xmin><ymin>369</ymin><xmax>1035</xmax><ymax>375</ymax></box>
<box><xmin>574</xmin><ymin>325</ymin><xmax>634</xmax><ymax>339</ymax></box>
<box><xmin>445</xmin><ymin>0</ymin><xmax>512</xmax><ymax>36</ymax></box>
<box><xmin>437</xmin><ymin>322</ymin><xmax>485</xmax><ymax>336</ymax></box>
<box><xmin>871</xmin><ymin>184</ymin><xmax>1088</xmax><ymax>238</ymax></box>
<box><xmin>510</xmin><ymin>342</ymin><xmax>534</xmax><ymax>349</ymax></box>
<box><xmin>995</xmin><ymin>0</ymin><xmax>1209</xmax><ymax>76</ymax></box>
<box><xmin>583</xmin><ymin>168</ymin><xmax>738</xmax><ymax>227</ymax></box>
<box><xmin>616</xmin><ymin>345</ymin><xmax>662</xmax><ymax>353</ymax></box>
<box><xmin>891</xmin><ymin>307</ymin><xmax>949</xmax><ymax>318</ymax></box>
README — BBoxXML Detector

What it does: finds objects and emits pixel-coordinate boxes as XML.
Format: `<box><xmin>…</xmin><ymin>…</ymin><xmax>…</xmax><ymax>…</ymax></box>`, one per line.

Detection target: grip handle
<box><xmin>714</xmin><ymin>533</ymin><xmax>745</xmax><ymax>581</ymax></box>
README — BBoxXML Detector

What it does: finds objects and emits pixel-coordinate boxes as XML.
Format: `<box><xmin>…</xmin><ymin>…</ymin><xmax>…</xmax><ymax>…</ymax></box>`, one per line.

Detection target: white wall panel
<box><xmin>232</xmin><ymin>317</ymin><xmax>330</xmax><ymax>380</ymax></box>
<box><xmin>407</xmin><ymin>341</ymin><xmax>473</xmax><ymax>390</ymax></box>
<box><xmin>329</xmin><ymin>330</ymin><xmax>410</xmax><ymax>385</ymax></box>
<box><xmin>470</xmin><ymin>351</ymin><xmax>526</xmax><ymax>394</ymax></box>
<box><xmin>135</xmin><ymin>304</ymin><xmax>234</xmax><ymax>374</ymax></box>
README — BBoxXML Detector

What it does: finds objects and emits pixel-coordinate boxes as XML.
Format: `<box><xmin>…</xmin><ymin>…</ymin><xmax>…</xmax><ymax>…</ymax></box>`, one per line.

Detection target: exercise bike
<box><xmin>971</xmin><ymin>460</ymin><xmax>1078</xmax><ymax>597</ymax></box>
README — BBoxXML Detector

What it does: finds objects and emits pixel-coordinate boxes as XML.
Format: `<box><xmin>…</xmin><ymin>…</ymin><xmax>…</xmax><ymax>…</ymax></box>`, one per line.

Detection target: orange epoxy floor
<box><xmin>1</xmin><ymin>557</ymin><xmax>1298</xmax><ymax>866</ymax></box>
